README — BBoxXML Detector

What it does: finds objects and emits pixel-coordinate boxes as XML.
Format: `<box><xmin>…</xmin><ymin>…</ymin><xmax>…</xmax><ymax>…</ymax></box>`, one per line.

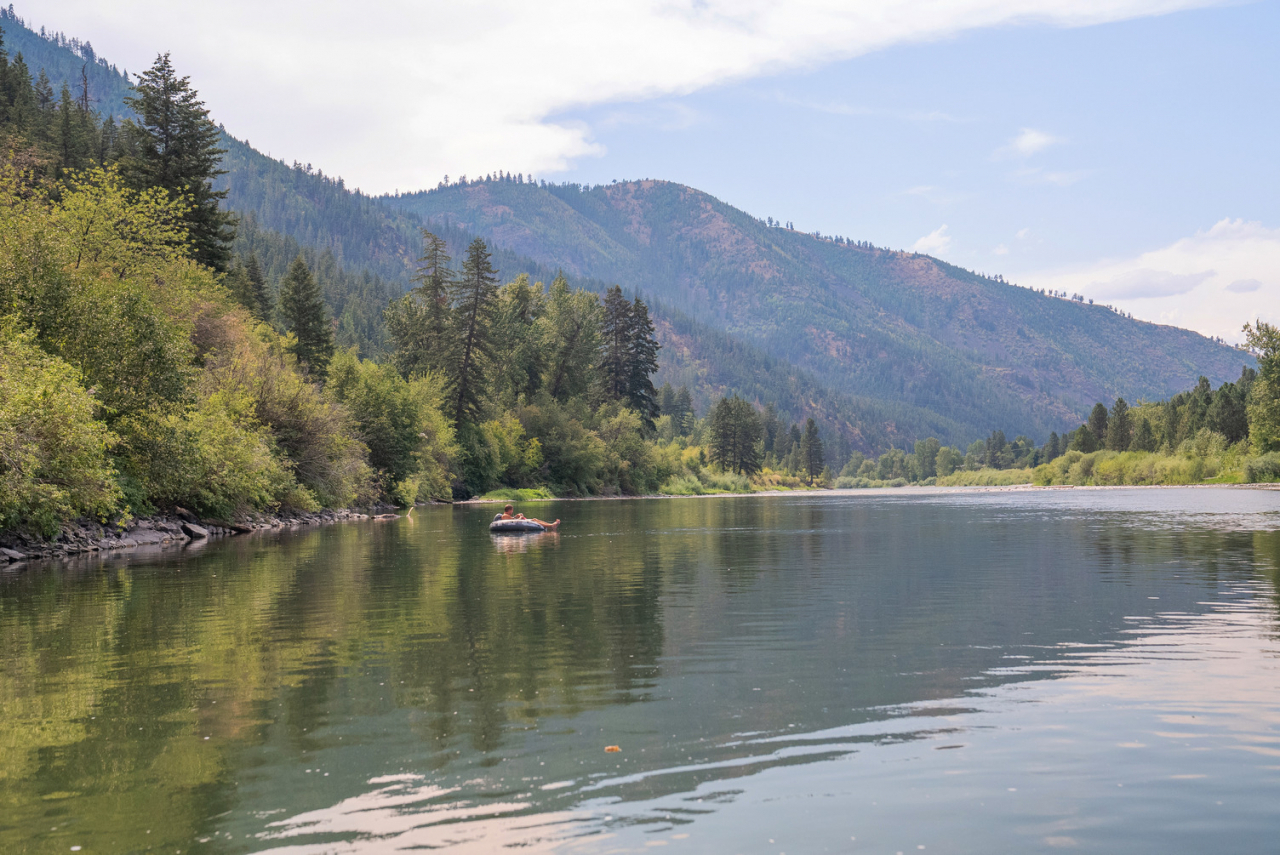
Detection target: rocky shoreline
<box><xmin>0</xmin><ymin>506</ymin><xmax>401</xmax><ymax>568</ymax></box>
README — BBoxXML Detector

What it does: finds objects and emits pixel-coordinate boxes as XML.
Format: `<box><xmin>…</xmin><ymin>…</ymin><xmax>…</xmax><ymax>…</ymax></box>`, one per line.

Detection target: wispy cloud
<box><xmin>1020</xmin><ymin>219</ymin><xmax>1280</xmax><ymax>342</ymax></box>
<box><xmin>1011</xmin><ymin>166</ymin><xmax>1089</xmax><ymax>186</ymax></box>
<box><xmin>912</xmin><ymin>224</ymin><xmax>952</xmax><ymax>256</ymax></box>
<box><xmin>34</xmin><ymin>0</ymin><xmax>1232</xmax><ymax>192</ymax></box>
<box><xmin>993</xmin><ymin>127</ymin><xmax>1064</xmax><ymax>161</ymax></box>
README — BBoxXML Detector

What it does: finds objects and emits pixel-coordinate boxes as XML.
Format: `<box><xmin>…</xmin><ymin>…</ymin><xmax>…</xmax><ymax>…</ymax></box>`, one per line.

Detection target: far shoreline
<box><xmin>460</xmin><ymin>481</ymin><xmax>1280</xmax><ymax>505</ymax></box>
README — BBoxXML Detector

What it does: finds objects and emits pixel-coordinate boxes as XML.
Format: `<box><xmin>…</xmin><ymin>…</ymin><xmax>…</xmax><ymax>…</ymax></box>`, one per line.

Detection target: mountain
<box><xmin>0</xmin><ymin>7</ymin><xmax>133</xmax><ymax>119</ymax></box>
<box><xmin>386</xmin><ymin>178</ymin><xmax>1252</xmax><ymax>442</ymax></box>
<box><xmin>11</xmin><ymin>9</ymin><xmax>1254</xmax><ymax>451</ymax></box>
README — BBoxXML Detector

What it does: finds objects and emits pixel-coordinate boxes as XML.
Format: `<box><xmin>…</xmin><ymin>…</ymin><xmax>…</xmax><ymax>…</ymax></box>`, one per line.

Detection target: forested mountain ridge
<box><xmin>0</xmin><ymin>7</ymin><xmax>133</xmax><ymax>119</ymax></box>
<box><xmin>9</xmin><ymin>8</ymin><xmax>1252</xmax><ymax>450</ymax></box>
<box><xmin>388</xmin><ymin>178</ymin><xmax>1252</xmax><ymax>440</ymax></box>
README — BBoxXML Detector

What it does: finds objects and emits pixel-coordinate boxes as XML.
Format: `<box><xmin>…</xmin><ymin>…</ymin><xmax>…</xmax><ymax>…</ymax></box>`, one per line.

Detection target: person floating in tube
<box><xmin>499</xmin><ymin>504</ymin><xmax>560</xmax><ymax>530</ymax></box>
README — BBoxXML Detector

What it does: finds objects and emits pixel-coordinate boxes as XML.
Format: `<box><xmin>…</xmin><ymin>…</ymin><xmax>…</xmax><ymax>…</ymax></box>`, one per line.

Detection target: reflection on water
<box><xmin>1</xmin><ymin>488</ymin><xmax>1279</xmax><ymax>854</ymax></box>
<box><xmin>489</xmin><ymin>530</ymin><xmax>560</xmax><ymax>554</ymax></box>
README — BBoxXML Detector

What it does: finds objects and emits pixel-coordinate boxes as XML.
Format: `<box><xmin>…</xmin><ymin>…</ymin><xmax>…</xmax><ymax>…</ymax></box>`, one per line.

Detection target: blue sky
<box><xmin>551</xmin><ymin>2</ymin><xmax>1278</xmax><ymax>339</ymax></box>
<box><xmin>34</xmin><ymin>0</ymin><xmax>1280</xmax><ymax>339</ymax></box>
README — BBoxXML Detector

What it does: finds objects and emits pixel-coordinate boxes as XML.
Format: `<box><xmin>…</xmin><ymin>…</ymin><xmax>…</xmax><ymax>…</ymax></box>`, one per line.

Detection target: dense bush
<box><xmin>1244</xmin><ymin>454</ymin><xmax>1280</xmax><ymax>483</ymax></box>
<box><xmin>0</xmin><ymin>330</ymin><xmax>121</xmax><ymax>535</ymax></box>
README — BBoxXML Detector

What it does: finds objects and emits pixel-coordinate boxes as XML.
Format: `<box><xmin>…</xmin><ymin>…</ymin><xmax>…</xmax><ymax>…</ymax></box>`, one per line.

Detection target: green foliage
<box><xmin>392</xmin><ymin>178</ymin><xmax>1254</xmax><ymax>449</ymax></box>
<box><xmin>707</xmin><ymin>395</ymin><xmax>762</xmax><ymax>475</ymax></box>
<box><xmin>278</xmin><ymin>255</ymin><xmax>334</xmax><ymax>378</ymax></box>
<box><xmin>450</xmin><ymin>238</ymin><xmax>499</xmax><ymax>425</ymax></box>
<box><xmin>326</xmin><ymin>349</ymin><xmax>456</xmax><ymax>504</ymax></box>
<box><xmin>0</xmin><ymin>326</ymin><xmax>120</xmax><ymax>534</ymax></box>
<box><xmin>385</xmin><ymin>230</ymin><xmax>454</xmax><ymax>378</ymax></box>
<box><xmin>201</xmin><ymin>327</ymin><xmax>373</xmax><ymax>508</ymax></box>
<box><xmin>128</xmin><ymin>394</ymin><xmax>296</xmax><ymax>520</ymax></box>
<box><xmin>121</xmin><ymin>53</ymin><xmax>235</xmax><ymax>271</ymax></box>
<box><xmin>1245</xmin><ymin>321</ymin><xmax>1280</xmax><ymax>452</ymax></box>
<box><xmin>1243</xmin><ymin>453</ymin><xmax>1280</xmax><ymax>483</ymax></box>
<box><xmin>799</xmin><ymin>418</ymin><xmax>824</xmax><ymax>484</ymax></box>
<box><xmin>539</xmin><ymin>273</ymin><xmax>601</xmax><ymax>401</ymax></box>
<box><xmin>480</xmin><ymin>487</ymin><xmax>556</xmax><ymax>501</ymax></box>
<box><xmin>1106</xmin><ymin>398</ymin><xmax>1131</xmax><ymax>451</ymax></box>
<box><xmin>936</xmin><ymin>468</ymin><xmax>1033</xmax><ymax>487</ymax></box>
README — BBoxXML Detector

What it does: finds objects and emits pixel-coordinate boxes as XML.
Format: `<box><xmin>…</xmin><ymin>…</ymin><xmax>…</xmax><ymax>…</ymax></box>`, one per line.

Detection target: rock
<box><xmin>174</xmin><ymin>507</ymin><xmax>199</xmax><ymax>523</ymax></box>
<box><xmin>228</xmin><ymin>523</ymin><xmax>253</xmax><ymax>534</ymax></box>
<box><xmin>181</xmin><ymin>522</ymin><xmax>209</xmax><ymax>539</ymax></box>
<box><xmin>130</xmin><ymin>529</ymin><xmax>165</xmax><ymax>545</ymax></box>
<box><xmin>1</xmin><ymin>547</ymin><xmax>27</xmax><ymax>562</ymax></box>
<box><xmin>374</xmin><ymin>513</ymin><xmax>400</xmax><ymax>521</ymax></box>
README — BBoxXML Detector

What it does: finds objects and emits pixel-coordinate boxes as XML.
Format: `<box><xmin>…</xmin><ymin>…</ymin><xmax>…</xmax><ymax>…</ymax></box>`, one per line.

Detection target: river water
<box><xmin>2</xmin><ymin>488</ymin><xmax>1279</xmax><ymax>854</ymax></box>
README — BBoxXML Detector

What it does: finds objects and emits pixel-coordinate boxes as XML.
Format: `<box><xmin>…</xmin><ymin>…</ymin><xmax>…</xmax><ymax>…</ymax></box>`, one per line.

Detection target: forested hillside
<box><xmin>8</xmin><ymin>8</ymin><xmax>1255</xmax><ymax>453</ymax></box>
<box><xmin>0</xmin><ymin>7</ymin><xmax>133</xmax><ymax>119</ymax></box>
<box><xmin>388</xmin><ymin>177</ymin><xmax>1253</xmax><ymax>441</ymax></box>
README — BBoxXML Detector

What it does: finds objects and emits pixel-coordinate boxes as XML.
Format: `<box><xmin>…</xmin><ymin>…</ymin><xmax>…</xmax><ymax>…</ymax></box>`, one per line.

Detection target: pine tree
<box><xmin>540</xmin><ymin>272</ymin><xmax>601</xmax><ymax>402</ymax></box>
<box><xmin>708</xmin><ymin>395</ymin><xmax>762</xmax><ymax>475</ymax></box>
<box><xmin>1129</xmin><ymin>418</ymin><xmax>1156</xmax><ymax>453</ymax></box>
<box><xmin>386</xmin><ymin>230</ymin><xmax>454</xmax><ymax>378</ymax></box>
<box><xmin>799</xmin><ymin>418</ymin><xmax>824</xmax><ymax>484</ymax></box>
<box><xmin>673</xmin><ymin>386</ymin><xmax>694</xmax><ymax>436</ymax></box>
<box><xmin>449</xmin><ymin>237</ymin><xmax>499</xmax><ymax>425</ymax></box>
<box><xmin>279</xmin><ymin>255</ymin><xmax>334</xmax><ymax>377</ymax></box>
<box><xmin>243</xmin><ymin>253</ymin><xmax>271</xmax><ymax>321</ymax></box>
<box><xmin>1087</xmin><ymin>403</ymin><xmax>1109</xmax><ymax>447</ymax></box>
<box><xmin>597</xmin><ymin>286</ymin><xmax>661</xmax><ymax>427</ymax></box>
<box><xmin>1106</xmin><ymin>398</ymin><xmax>1132</xmax><ymax>451</ymax></box>
<box><xmin>626</xmin><ymin>295</ymin><xmax>660</xmax><ymax>429</ymax></box>
<box><xmin>123</xmin><ymin>53</ymin><xmax>235</xmax><ymax>271</ymax></box>
<box><xmin>599</xmin><ymin>285</ymin><xmax>632</xmax><ymax>402</ymax></box>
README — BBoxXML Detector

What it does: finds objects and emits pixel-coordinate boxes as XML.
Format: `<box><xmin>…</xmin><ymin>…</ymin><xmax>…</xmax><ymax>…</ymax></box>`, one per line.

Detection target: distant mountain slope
<box><xmin>16</xmin><ymin>9</ymin><xmax>1252</xmax><ymax>449</ymax></box>
<box><xmin>0</xmin><ymin>7</ymin><xmax>133</xmax><ymax>119</ymax></box>
<box><xmin>387</xmin><ymin>178</ymin><xmax>1253</xmax><ymax>439</ymax></box>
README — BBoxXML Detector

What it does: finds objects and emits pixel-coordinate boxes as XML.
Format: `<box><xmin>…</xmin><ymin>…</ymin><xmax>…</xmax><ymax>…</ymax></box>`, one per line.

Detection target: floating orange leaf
<box><xmin>604</xmin><ymin>745</ymin><xmax>621</xmax><ymax>753</ymax></box>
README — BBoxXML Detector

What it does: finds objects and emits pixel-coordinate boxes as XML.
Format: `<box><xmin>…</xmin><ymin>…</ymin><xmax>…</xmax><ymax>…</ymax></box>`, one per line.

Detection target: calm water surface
<box><xmin>2</xmin><ymin>488</ymin><xmax>1280</xmax><ymax>854</ymax></box>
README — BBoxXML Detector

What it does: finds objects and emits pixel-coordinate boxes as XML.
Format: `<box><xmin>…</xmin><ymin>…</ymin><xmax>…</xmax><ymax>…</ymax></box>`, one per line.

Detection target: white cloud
<box><xmin>1020</xmin><ymin>219</ymin><xmax>1280</xmax><ymax>342</ymax></box>
<box><xmin>1016</xmin><ymin>228</ymin><xmax>1031</xmax><ymax>240</ymax></box>
<box><xmin>34</xmin><ymin>0</ymin><xmax>1229</xmax><ymax>193</ymax></box>
<box><xmin>994</xmin><ymin>243</ymin><xmax>1010</xmax><ymax>255</ymax></box>
<box><xmin>1002</xmin><ymin>127</ymin><xmax>1063</xmax><ymax>158</ymax></box>
<box><xmin>913</xmin><ymin>224</ymin><xmax>952</xmax><ymax>256</ymax></box>
<box><xmin>1226</xmin><ymin>278</ymin><xmax>1262</xmax><ymax>293</ymax></box>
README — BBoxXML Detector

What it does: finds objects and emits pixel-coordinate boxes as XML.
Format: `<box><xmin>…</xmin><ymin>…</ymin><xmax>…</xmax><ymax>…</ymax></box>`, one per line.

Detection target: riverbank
<box><xmin>9</xmin><ymin>482</ymin><xmax>1276</xmax><ymax>568</ymax></box>
<box><xmin>0</xmin><ymin>506</ymin><xmax>401</xmax><ymax>567</ymax></box>
<box><xmin>464</xmin><ymin>480</ymin><xmax>1280</xmax><ymax>505</ymax></box>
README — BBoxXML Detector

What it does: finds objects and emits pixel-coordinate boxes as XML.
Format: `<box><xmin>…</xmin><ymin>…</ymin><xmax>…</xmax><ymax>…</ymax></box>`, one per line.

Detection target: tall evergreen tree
<box><xmin>1129</xmin><ymin>418</ymin><xmax>1157</xmax><ymax>453</ymax></box>
<box><xmin>626</xmin><ymin>295</ymin><xmax>661</xmax><ymax>429</ymax></box>
<box><xmin>598</xmin><ymin>285</ymin><xmax>661</xmax><ymax>427</ymax></box>
<box><xmin>539</xmin><ymin>272</ymin><xmax>601</xmax><ymax>402</ymax></box>
<box><xmin>599</xmin><ymin>285</ymin><xmax>632</xmax><ymax>403</ymax></box>
<box><xmin>708</xmin><ymin>395</ymin><xmax>762</xmax><ymax>475</ymax></box>
<box><xmin>227</xmin><ymin>252</ymin><xmax>272</xmax><ymax>321</ymax></box>
<box><xmin>449</xmin><ymin>237</ymin><xmax>499</xmax><ymax>425</ymax></box>
<box><xmin>1245</xmin><ymin>321</ymin><xmax>1280</xmax><ymax>452</ymax></box>
<box><xmin>1106</xmin><ymin>398</ymin><xmax>1132</xmax><ymax>451</ymax></box>
<box><xmin>279</xmin><ymin>255</ymin><xmax>334</xmax><ymax>377</ymax></box>
<box><xmin>1087</xmin><ymin>402</ymin><xmax>1109</xmax><ymax>447</ymax></box>
<box><xmin>799</xmin><ymin>418</ymin><xmax>824</xmax><ymax>484</ymax></box>
<box><xmin>386</xmin><ymin>230</ymin><xmax>455</xmax><ymax>378</ymax></box>
<box><xmin>673</xmin><ymin>386</ymin><xmax>694</xmax><ymax>436</ymax></box>
<box><xmin>123</xmin><ymin>53</ymin><xmax>235</xmax><ymax>271</ymax></box>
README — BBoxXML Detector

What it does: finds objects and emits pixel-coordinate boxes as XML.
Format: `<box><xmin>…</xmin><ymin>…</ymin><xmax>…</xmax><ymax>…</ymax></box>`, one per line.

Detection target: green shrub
<box><xmin>936</xmin><ymin>468</ymin><xmax>1033</xmax><ymax>487</ymax></box>
<box><xmin>1244</xmin><ymin>453</ymin><xmax>1280</xmax><ymax>483</ymax></box>
<box><xmin>0</xmin><ymin>329</ymin><xmax>122</xmax><ymax>535</ymax></box>
<box><xmin>480</xmin><ymin>487</ymin><xmax>557</xmax><ymax>501</ymax></box>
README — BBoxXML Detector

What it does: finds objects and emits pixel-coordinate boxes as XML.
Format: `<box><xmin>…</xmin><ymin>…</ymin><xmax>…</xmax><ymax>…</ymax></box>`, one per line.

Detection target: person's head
<box><xmin>504</xmin><ymin>504</ymin><xmax>514</xmax><ymax>514</ymax></box>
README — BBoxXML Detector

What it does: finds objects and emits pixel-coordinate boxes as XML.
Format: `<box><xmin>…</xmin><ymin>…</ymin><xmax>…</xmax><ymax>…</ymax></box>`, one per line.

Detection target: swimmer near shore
<box><xmin>499</xmin><ymin>504</ymin><xmax>560</xmax><ymax>530</ymax></box>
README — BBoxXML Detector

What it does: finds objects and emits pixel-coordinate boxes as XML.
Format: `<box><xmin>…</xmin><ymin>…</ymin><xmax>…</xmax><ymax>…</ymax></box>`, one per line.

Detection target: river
<box><xmin>2</xmin><ymin>488</ymin><xmax>1279</xmax><ymax>853</ymax></box>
